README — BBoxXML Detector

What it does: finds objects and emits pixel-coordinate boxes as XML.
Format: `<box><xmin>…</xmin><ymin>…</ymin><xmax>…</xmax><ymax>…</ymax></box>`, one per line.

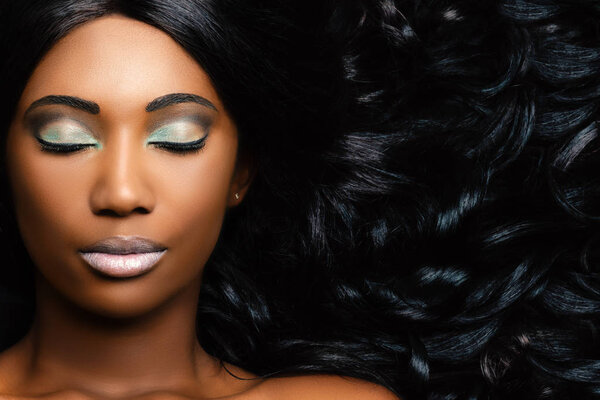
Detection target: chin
<box><xmin>37</xmin><ymin>265</ymin><xmax>194</xmax><ymax>321</ymax></box>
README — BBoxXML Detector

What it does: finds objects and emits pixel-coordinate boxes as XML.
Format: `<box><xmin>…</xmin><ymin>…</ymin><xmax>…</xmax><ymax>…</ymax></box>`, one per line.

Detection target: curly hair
<box><xmin>1</xmin><ymin>0</ymin><xmax>599</xmax><ymax>399</ymax></box>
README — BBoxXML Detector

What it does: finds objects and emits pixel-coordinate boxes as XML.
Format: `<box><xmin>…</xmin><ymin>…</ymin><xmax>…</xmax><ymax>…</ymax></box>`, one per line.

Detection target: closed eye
<box><xmin>146</xmin><ymin>118</ymin><xmax>209</xmax><ymax>155</ymax></box>
<box><xmin>35</xmin><ymin>136</ymin><xmax>97</xmax><ymax>154</ymax></box>
<box><xmin>148</xmin><ymin>136</ymin><xmax>208</xmax><ymax>155</ymax></box>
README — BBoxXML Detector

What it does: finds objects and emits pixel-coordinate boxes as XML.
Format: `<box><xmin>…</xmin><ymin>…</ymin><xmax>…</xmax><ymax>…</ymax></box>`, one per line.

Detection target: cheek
<box><xmin>157</xmin><ymin>142</ymin><xmax>237</xmax><ymax>272</ymax></box>
<box><xmin>5</xmin><ymin>138</ymin><xmax>93</xmax><ymax>291</ymax></box>
<box><xmin>7</xmin><ymin>140</ymin><xmax>89</xmax><ymax>256</ymax></box>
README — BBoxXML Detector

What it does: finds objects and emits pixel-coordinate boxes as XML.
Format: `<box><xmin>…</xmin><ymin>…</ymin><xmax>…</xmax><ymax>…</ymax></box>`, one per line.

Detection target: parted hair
<box><xmin>0</xmin><ymin>1</ymin><xmax>599</xmax><ymax>399</ymax></box>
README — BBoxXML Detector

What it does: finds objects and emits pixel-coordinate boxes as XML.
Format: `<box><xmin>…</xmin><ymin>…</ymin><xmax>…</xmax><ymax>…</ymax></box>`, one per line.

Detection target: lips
<box><xmin>79</xmin><ymin>235</ymin><xmax>167</xmax><ymax>278</ymax></box>
<box><xmin>80</xmin><ymin>235</ymin><xmax>167</xmax><ymax>254</ymax></box>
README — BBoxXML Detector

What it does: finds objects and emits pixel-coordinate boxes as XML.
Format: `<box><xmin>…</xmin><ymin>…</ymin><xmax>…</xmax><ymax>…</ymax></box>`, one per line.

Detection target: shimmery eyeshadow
<box><xmin>39</xmin><ymin>122</ymin><xmax>100</xmax><ymax>148</ymax></box>
<box><xmin>24</xmin><ymin>111</ymin><xmax>101</xmax><ymax>149</ymax></box>
<box><xmin>146</xmin><ymin>117</ymin><xmax>208</xmax><ymax>144</ymax></box>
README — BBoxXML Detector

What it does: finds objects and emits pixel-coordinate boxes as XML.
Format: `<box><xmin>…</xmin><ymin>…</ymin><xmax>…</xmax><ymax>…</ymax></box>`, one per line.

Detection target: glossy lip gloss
<box><xmin>79</xmin><ymin>250</ymin><xmax>167</xmax><ymax>278</ymax></box>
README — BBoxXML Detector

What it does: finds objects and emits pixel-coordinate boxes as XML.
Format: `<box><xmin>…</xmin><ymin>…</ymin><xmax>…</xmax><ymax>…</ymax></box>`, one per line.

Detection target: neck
<box><xmin>21</xmin><ymin>271</ymin><xmax>216</xmax><ymax>396</ymax></box>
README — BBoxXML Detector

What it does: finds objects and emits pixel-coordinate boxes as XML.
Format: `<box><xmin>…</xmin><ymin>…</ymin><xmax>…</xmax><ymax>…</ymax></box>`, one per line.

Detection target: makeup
<box><xmin>79</xmin><ymin>250</ymin><xmax>166</xmax><ymax>278</ymax></box>
<box><xmin>25</xmin><ymin>111</ymin><xmax>102</xmax><ymax>152</ymax></box>
<box><xmin>148</xmin><ymin>118</ymin><xmax>205</xmax><ymax>140</ymax></box>
<box><xmin>146</xmin><ymin>115</ymin><xmax>209</xmax><ymax>154</ymax></box>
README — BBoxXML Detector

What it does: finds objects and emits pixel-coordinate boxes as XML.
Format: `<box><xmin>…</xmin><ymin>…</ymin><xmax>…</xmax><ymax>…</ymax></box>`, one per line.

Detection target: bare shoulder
<box><xmin>248</xmin><ymin>374</ymin><xmax>401</xmax><ymax>400</ymax></box>
<box><xmin>0</xmin><ymin>343</ymin><xmax>28</xmax><ymax>393</ymax></box>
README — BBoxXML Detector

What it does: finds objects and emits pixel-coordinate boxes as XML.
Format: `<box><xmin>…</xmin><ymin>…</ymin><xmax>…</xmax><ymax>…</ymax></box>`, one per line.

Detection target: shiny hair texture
<box><xmin>1</xmin><ymin>1</ymin><xmax>600</xmax><ymax>399</ymax></box>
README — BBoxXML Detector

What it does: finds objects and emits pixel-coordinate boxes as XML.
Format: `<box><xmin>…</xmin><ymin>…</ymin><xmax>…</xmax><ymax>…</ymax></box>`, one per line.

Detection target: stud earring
<box><xmin>234</xmin><ymin>192</ymin><xmax>240</xmax><ymax>200</ymax></box>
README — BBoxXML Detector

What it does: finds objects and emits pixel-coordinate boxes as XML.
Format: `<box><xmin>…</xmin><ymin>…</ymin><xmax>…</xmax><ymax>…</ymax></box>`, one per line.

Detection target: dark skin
<box><xmin>0</xmin><ymin>15</ymin><xmax>399</xmax><ymax>400</ymax></box>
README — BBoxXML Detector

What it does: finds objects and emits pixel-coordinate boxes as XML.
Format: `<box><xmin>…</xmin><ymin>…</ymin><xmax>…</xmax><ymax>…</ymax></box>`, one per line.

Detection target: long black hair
<box><xmin>1</xmin><ymin>1</ymin><xmax>599</xmax><ymax>399</ymax></box>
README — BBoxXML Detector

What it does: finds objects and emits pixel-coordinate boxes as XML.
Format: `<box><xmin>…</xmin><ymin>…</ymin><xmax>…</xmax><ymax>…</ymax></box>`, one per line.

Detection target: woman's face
<box><xmin>5</xmin><ymin>15</ymin><xmax>251</xmax><ymax>318</ymax></box>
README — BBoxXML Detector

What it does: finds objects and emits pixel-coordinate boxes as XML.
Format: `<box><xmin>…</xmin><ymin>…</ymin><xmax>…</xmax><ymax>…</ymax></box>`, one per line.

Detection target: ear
<box><xmin>227</xmin><ymin>151</ymin><xmax>256</xmax><ymax>207</ymax></box>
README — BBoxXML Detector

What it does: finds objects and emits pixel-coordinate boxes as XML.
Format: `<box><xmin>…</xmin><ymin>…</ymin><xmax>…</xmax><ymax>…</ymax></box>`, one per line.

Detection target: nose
<box><xmin>89</xmin><ymin>132</ymin><xmax>155</xmax><ymax>217</ymax></box>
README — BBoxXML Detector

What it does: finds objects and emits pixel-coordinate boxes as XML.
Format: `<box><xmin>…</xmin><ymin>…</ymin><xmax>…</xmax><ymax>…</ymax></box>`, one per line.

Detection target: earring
<box><xmin>234</xmin><ymin>192</ymin><xmax>240</xmax><ymax>200</ymax></box>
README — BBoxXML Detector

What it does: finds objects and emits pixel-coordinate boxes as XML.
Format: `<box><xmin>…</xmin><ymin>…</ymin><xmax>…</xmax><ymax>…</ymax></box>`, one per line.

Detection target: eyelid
<box><xmin>146</xmin><ymin>115</ymin><xmax>210</xmax><ymax>143</ymax></box>
<box><xmin>40</xmin><ymin>122</ymin><xmax>97</xmax><ymax>143</ymax></box>
<box><xmin>24</xmin><ymin>111</ymin><xmax>212</xmax><ymax>150</ymax></box>
<box><xmin>26</xmin><ymin>112</ymin><xmax>98</xmax><ymax>140</ymax></box>
<box><xmin>149</xmin><ymin>114</ymin><xmax>211</xmax><ymax>131</ymax></box>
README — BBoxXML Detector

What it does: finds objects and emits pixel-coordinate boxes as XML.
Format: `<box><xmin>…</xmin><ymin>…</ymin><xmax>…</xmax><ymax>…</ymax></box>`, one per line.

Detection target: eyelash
<box><xmin>35</xmin><ymin>136</ymin><xmax>208</xmax><ymax>155</ymax></box>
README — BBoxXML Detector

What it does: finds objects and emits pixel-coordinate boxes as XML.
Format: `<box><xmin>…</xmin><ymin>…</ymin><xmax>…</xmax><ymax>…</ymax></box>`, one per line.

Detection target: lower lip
<box><xmin>79</xmin><ymin>250</ymin><xmax>167</xmax><ymax>278</ymax></box>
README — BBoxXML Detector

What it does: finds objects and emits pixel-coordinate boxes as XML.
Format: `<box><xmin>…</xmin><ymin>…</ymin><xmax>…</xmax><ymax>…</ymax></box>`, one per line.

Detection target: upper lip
<box><xmin>79</xmin><ymin>235</ymin><xmax>167</xmax><ymax>255</ymax></box>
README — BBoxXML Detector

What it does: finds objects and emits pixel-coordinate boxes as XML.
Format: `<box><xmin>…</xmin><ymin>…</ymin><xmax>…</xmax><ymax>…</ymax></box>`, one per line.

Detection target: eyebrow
<box><xmin>145</xmin><ymin>93</ymin><xmax>217</xmax><ymax>112</ymax></box>
<box><xmin>24</xmin><ymin>95</ymin><xmax>100</xmax><ymax>116</ymax></box>
<box><xmin>24</xmin><ymin>92</ymin><xmax>217</xmax><ymax>117</ymax></box>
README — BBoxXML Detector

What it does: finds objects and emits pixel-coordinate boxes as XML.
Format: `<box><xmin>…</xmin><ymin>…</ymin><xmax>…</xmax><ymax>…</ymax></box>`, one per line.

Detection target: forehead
<box><xmin>17</xmin><ymin>14</ymin><xmax>221</xmax><ymax>118</ymax></box>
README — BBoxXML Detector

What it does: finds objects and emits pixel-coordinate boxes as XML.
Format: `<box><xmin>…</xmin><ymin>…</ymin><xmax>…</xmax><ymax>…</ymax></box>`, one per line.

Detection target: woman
<box><xmin>0</xmin><ymin>0</ymin><xmax>401</xmax><ymax>398</ymax></box>
<box><xmin>1</xmin><ymin>0</ymin><xmax>599</xmax><ymax>399</ymax></box>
